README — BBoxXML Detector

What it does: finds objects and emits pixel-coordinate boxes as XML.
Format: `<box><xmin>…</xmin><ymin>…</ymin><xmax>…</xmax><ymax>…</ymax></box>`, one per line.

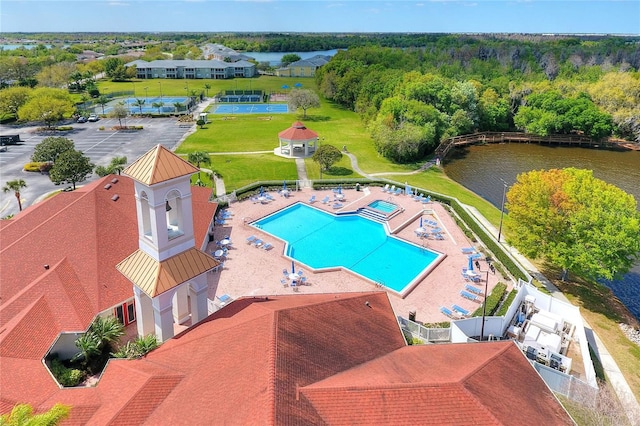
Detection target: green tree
<box><xmin>0</xmin><ymin>403</ymin><xmax>70</xmax><ymax>426</ymax></box>
<box><xmin>31</xmin><ymin>136</ymin><xmax>75</xmax><ymax>163</ymax></box>
<box><xmin>203</xmin><ymin>83</ymin><xmax>211</xmax><ymax>98</ymax></box>
<box><xmin>49</xmin><ymin>149</ymin><xmax>94</xmax><ymax>190</ymax></box>
<box><xmin>506</xmin><ymin>168</ymin><xmax>640</xmax><ymax>282</ymax></box>
<box><xmin>17</xmin><ymin>88</ymin><xmax>75</xmax><ymax>128</ymax></box>
<box><xmin>173</xmin><ymin>102</ymin><xmax>183</xmax><ymax>113</ymax></box>
<box><xmin>312</xmin><ymin>144</ymin><xmax>342</xmax><ymax>178</ymax></box>
<box><xmin>103</xmin><ymin>57</ymin><xmax>127</xmax><ymax>81</ymax></box>
<box><xmin>0</xmin><ymin>86</ymin><xmax>31</xmax><ymax>116</ymax></box>
<box><xmin>2</xmin><ymin>179</ymin><xmax>27</xmax><ymax>212</ymax></box>
<box><xmin>109</xmin><ymin>103</ymin><xmax>128</xmax><ymax>128</ymax></box>
<box><xmin>288</xmin><ymin>89</ymin><xmax>320</xmax><ymax>118</ymax></box>
<box><xmin>281</xmin><ymin>53</ymin><xmax>301</xmax><ymax>67</ymax></box>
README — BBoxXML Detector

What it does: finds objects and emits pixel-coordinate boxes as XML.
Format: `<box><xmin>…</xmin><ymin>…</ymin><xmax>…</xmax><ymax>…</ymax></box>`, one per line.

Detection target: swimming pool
<box><xmin>252</xmin><ymin>203</ymin><xmax>444</xmax><ymax>296</ymax></box>
<box><xmin>368</xmin><ymin>200</ymin><xmax>398</xmax><ymax>213</ymax></box>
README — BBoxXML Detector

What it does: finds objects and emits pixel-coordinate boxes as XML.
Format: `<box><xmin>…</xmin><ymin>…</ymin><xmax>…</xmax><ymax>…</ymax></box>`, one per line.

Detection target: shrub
<box><xmin>472</xmin><ymin>282</ymin><xmax>507</xmax><ymax>317</ymax></box>
<box><xmin>496</xmin><ymin>289</ymin><xmax>518</xmax><ymax>317</ymax></box>
<box><xmin>50</xmin><ymin>358</ymin><xmax>85</xmax><ymax>387</ymax></box>
<box><xmin>56</xmin><ymin>126</ymin><xmax>73</xmax><ymax>131</ymax></box>
<box><xmin>98</xmin><ymin>126</ymin><xmax>105</xmax><ymax>130</ymax></box>
<box><xmin>23</xmin><ymin>162</ymin><xmax>48</xmax><ymax>172</ymax></box>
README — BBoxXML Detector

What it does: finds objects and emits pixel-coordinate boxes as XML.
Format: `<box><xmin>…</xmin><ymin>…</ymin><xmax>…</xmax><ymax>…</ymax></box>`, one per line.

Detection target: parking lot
<box><xmin>0</xmin><ymin>116</ymin><xmax>195</xmax><ymax>217</ymax></box>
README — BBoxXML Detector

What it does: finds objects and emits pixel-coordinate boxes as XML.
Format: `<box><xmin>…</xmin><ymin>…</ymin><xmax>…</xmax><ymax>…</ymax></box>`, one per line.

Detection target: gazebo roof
<box><xmin>278</xmin><ymin>121</ymin><xmax>318</xmax><ymax>141</ymax></box>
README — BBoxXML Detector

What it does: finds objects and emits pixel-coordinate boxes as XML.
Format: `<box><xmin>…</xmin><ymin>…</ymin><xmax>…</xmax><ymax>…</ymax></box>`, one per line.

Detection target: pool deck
<box><xmin>207</xmin><ymin>186</ymin><xmax>507</xmax><ymax>324</ymax></box>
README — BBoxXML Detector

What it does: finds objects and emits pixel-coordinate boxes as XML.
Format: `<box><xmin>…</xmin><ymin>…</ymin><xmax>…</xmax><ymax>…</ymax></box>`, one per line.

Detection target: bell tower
<box><xmin>117</xmin><ymin>145</ymin><xmax>219</xmax><ymax>342</ymax></box>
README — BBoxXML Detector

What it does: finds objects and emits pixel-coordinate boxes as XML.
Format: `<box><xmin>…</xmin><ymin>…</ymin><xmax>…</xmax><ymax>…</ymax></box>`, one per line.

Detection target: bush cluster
<box><xmin>50</xmin><ymin>358</ymin><xmax>85</xmax><ymax>387</ymax></box>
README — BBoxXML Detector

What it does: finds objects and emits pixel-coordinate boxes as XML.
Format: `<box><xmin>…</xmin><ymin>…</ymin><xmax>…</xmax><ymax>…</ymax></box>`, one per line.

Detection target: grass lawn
<box><xmin>200</xmin><ymin>153</ymin><xmax>299</xmax><ymax>192</ymax></box>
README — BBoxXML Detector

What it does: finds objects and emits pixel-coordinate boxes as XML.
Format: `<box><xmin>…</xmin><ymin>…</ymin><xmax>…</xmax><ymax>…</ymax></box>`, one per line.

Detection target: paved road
<box><xmin>0</xmin><ymin>117</ymin><xmax>194</xmax><ymax>217</ymax></box>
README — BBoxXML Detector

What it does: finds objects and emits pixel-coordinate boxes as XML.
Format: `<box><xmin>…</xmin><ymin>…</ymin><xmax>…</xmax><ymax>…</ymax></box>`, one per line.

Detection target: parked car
<box><xmin>88</xmin><ymin>114</ymin><xmax>99</xmax><ymax>122</ymax></box>
<box><xmin>77</xmin><ymin>116</ymin><xmax>87</xmax><ymax>123</ymax></box>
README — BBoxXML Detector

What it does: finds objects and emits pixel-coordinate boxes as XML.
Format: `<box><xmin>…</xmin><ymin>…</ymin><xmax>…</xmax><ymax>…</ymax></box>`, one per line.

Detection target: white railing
<box><xmin>398</xmin><ymin>316</ymin><xmax>451</xmax><ymax>343</ymax></box>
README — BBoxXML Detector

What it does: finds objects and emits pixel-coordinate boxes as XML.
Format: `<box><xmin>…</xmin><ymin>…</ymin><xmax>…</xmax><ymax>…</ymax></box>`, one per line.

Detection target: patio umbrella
<box><xmin>282</xmin><ymin>84</ymin><xmax>289</xmax><ymax>90</ymax></box>
<box><xmin>338</xmin><ymin>184</ymin><xmax>342</xmax><ymax>194</ymax></box>
<box><xmin>468</xmin><ymin>255</ymin><xmax>474</xmax><ymax>271</ymax></box>
<box><xmin>291</xmin><ymin>260</ymin><xmax>295</xmax><ymax>274</ymax></box>
<box><xmin>294</xmin><ymin>83</ymin><xmax>302</xmax><ymax>88</ymax></box>
<box><xmin>283</xmin><ymin>180</ymin><xmax>287</xmax><ymax>190</ymax></box>
<box><xmin>259</xmin><ymin>186</ymin><xmax>264</xmax><ymax>197</ymax></box>
<box><xmin>420</xmin><ymin>217</ymin><xmax>423</xmax><ymax>228</ymax></box>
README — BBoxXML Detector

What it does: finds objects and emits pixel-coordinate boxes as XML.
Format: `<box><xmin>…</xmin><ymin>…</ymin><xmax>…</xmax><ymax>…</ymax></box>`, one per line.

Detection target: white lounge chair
<box><xmin>246</xmin><ymin>235</ymin><xmax>257</xmax><ymax>244</ymax></box>
<box><xmin>382</xmin><ymin>184</ymin><xmax>390</xmax><ymax>192</ymax></box>
<box><xmin>321</xmin><ymin>196</ymin><xmax>330</xmax><ymax>204</ymax></box>
<box><xmin>261</xmin><ymin>243</ymin><xmax>273</xmax><ymax>251</ymax></box>
<box><xmin>309</xmin><ymin>195</ymin><xmax>316</xmax><ymax>203</ymax></box>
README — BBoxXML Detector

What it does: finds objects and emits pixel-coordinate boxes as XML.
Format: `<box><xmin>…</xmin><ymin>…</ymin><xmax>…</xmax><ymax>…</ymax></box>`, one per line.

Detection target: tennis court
<box><xmin>213</xmin><ymin>104</ymin><xmax>289</xmax><ymax>114</ymax></box>
<box><xmin>103</xmin><ymin>96</ymin><xmax>191</xmax><ymax>115</ymax></box>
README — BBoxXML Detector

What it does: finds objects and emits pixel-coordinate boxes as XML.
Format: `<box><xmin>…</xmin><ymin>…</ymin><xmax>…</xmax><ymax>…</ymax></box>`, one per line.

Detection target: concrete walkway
<box><xmin>295</xmin><ymin>158</ymin><xmax>311</xmax><ymax>188</ymax></box>
<box><xmin>466</xmin><ymin>205</ymin><xmax>640</xmax><ymax>420</ymax></box>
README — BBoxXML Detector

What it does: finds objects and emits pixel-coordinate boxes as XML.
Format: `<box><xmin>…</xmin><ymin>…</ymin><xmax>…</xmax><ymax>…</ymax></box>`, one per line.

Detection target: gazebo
<box><xmin>276</xmin><ymin>121</ymin><xmax>318</xmax><ymax>158</ymax></box>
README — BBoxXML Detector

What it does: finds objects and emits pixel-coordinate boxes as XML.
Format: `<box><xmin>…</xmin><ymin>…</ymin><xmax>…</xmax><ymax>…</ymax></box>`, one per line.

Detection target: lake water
<box><xmin>243</xmin><ymin>49</ymin><xmax>339</xmax><ymax>66</ymax></box>
<box><xmin>443</xmin><ymin>143</ymin><xmax>640</xmax><ymax>321</ymax></box>
<box><xmin>1</xmin><ymin>44</ymin><xmax>51</xmax><ymax>50</ymax></box>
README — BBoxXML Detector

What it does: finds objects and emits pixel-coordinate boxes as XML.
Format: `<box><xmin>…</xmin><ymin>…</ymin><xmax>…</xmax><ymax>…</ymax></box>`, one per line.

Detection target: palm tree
<box><xmin>152</xmin><ymin>101</ymin><xmax>164</xmax><ymax>115</ymax></box>
<box><xmin>188</xmin><ymin>151</ymin><xmax>211</xmax><ymax>182</ymax></box>
<box><xmin>108</xmin><ymin>156</ymin><xmax>127</xmax><ymax>175</ymax></box>
<box><xmin>204</xmin><ymin>83</ymin><xmax>211</xmax><ymax>98</ymax></box>
<box><xmin>2</xmin><ymin>179</ymin><xmax>27</xmax><ymax>211</ymax></box>
<box><xmin>90</xmin><ymin>316</ymin><xmax>125</xmax><ymax>348</ymax></box>
<box><xmin>133</xmin><ymin>98</ymin><xmax>145</xmax><ymax>115</ymax></box>
<box><xmin>96</xmin><ymin>95</ymin><xmax>109</xmax><ymax>115</ymax></box>
<box><xmin>173</xmin><ymin>102</ymin><xmax>183</xmax><ymax>114</ymax></box>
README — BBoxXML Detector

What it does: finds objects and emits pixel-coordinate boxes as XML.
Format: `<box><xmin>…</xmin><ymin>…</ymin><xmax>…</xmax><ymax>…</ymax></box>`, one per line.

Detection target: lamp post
<box><xmin>480</xmin><ymin>268</ymin><xmax>490</xmax><ymax>341</ymax></box>
<box><xmin>131</xmin><ymin>82</ymin><xmax>135</xmax><ymax>98</ymax></box>
<box><xmin>144</xmin><ymin>86</ymin><xmax>148</xmax><ymax>102</ymax></box>
<box><xmin>318</xmin><ymin>137</ymin><xmax>325</xmax><ymax>179</ymax></box>
<box><xmin>497</xmin><ymin>179</ymin><xmax>508</xmax><ymax>243</ymax></box>
<box><xmin>158</xmin><ymin>81</ymin><xmax>163</xmax><ymax>101</ymax></box>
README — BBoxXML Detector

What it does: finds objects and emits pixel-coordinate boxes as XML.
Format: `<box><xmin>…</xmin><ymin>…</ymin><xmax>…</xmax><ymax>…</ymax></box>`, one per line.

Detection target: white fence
<box><xmin>398</xmin><ymin>316</ymin><xmax>451</xmax><ymax>344</ymax></box>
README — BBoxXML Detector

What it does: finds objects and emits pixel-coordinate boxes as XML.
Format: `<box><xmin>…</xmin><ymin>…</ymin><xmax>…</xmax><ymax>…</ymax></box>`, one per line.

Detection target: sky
<box><xmin>1</xmin><ymin>0</ymin><xmax>639</xmax><ymax>34</ymax></box>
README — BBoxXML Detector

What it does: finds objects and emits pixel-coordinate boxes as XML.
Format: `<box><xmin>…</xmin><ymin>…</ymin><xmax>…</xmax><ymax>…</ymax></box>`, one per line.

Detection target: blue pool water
<box><xmin>368</xmin><ymin>200</ymin><xmax>397</xmax><ymax>213</ymax></box>
<box><xmin>253</xmin><ymin>203</ymin><xmax>440</xmax><ymax>293</ymax></box>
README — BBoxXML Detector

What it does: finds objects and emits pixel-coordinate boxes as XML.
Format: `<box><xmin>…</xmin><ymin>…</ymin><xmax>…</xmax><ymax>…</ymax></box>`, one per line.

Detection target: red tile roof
<box><xmin>0</xmin><ymin>175</ymin><xmax>216</xmax><ymax>417</ymax></box>
<box><xmin>1</xmin><ymin>289</ymin><xmax>572</xmax><ymax>424</ymax></box>
<box><xmin>278</xmin><ymin>121</ymin><xmax>318</xmax><ymax>141</ymax></box>
<box><xmin>301</xmin><ymin>343</ymin><xmax>574</xmax><ymax>425</ymax></box>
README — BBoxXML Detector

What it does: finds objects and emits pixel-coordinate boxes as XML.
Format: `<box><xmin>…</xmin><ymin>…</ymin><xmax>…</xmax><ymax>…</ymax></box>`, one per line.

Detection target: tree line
<box><xmin>315</xmin><ymin>45</ymin><xmax>640</xmax><ymax>163</ymax></box>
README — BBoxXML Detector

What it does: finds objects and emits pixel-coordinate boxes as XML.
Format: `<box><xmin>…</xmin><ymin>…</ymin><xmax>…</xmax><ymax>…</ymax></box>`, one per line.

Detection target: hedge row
<box><xmin>426</xmin><ymin>191</ymin><xmax>528</xmax><ymax>282</ymax></box>
<box><xmin>496</xmin><ymin>288</ymin><xmax>518</xmax><ymax>317</ymax></box>
<box><xmin>472</xmin><ymin>282</ymin><xmax>508</xmax><ymax>317</ymax></box>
